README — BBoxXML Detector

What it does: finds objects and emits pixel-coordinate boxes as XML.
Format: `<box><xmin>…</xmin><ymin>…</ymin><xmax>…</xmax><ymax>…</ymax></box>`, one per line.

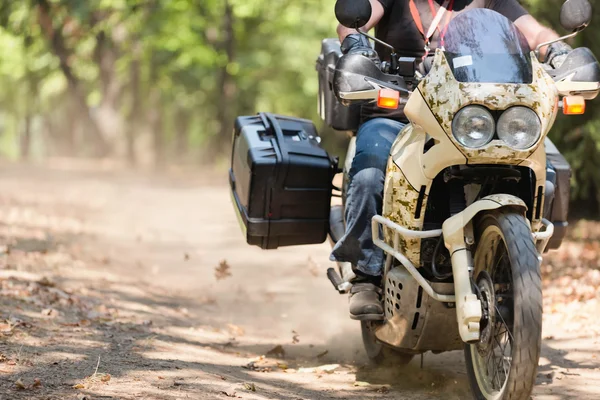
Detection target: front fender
<box><xmin>443</xmin><ymin>194</ymin><xmax>527</xmax><ymax>251</ymax></box>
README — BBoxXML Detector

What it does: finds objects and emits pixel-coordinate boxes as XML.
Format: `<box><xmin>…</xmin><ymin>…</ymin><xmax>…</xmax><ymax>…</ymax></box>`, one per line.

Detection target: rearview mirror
<box><xmin>335</xmin><ymin>0</ymin><xmax>372</xmax><ymax>29</ymax></box>
<box><xmin>560</xmin><ymin>0</ymin><xmax>592</xmax><ymax>32</ymax></box>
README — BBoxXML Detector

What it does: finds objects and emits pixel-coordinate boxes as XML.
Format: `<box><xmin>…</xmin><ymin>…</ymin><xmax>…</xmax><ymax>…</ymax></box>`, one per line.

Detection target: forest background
<box><xmin>0</xmin><ymin>0</ymin><xmax>598</xmax><ymax>213</ymax></box>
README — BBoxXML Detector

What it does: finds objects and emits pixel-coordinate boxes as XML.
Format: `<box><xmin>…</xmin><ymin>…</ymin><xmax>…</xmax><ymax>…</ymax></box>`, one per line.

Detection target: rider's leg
<box><xmin>330</xmin><ymin>117</ymin><xmax>406</xmax><ymax>320</ymax></box>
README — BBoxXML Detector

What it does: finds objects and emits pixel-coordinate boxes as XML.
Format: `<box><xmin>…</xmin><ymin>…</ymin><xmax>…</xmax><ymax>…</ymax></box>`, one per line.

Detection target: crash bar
<box><xmin>532</xmin><ymin>218</ymin><xmax>554</xmax><ymax>252</ymax></box>
<box><xmin>372</xmin><ymin>215</ymin><xmax>554</xmax><ymax>302</ymax></box>
<box><xmin>372</xmin><ymin>215</ymin><xmax>455</xmax><ymax>303</ymax></box>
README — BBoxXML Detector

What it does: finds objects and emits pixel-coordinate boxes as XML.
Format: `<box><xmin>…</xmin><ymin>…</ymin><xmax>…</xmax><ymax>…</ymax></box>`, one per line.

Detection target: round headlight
<box><xmin>452</xmin><ymin>106</ymin><xmax>495</xmax><ymax>148</ymax></box>
<box><xmin>497</xmin><ymin>107</ymin><xmax>541</xmax><ymax>150</ymax></box>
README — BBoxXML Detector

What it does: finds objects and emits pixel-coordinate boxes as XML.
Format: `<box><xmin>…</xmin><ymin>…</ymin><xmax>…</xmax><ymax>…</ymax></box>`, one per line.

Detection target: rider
<box><xmin>331</xmin><ymin>0</ymin><xmax>572</xmax><ymax>320</ymax></box>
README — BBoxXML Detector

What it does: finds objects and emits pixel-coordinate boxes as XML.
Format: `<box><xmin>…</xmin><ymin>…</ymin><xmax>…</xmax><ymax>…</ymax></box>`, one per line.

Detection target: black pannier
<box><xmin>229</xmin><ymin>113</ymin><xmax>337</xmax><ymax>249</ymax></box>
<box><xmin>316</xmin><ymin>38</ymin><xmax>361</xmax><ymax>132</ymax></box>
<box><xmin>544</xmin><ymin>139</ymin><xmax>571</xmax><ymax>250</ymax></box>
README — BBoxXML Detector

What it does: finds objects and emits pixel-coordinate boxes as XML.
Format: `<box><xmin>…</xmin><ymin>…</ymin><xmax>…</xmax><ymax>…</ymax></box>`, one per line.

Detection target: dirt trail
<box><xmin>0</xmin><ymin>162</ymin><xmax>598</xmax><ymax>400</ymax></box>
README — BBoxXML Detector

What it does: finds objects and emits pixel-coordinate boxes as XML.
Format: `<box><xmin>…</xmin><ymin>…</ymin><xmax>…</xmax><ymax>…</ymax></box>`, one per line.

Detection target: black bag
<box><xmin>544</xmin><ymin>140</ymin><xmax>571</xmax><ymax>250</ymax></box>
<box><xmin>316</xmin><ymin>39</ymin><xmax>361</xmax><ymax>132</ymax></box>
<box><xmin>229</xmin><ymin>113</ymin><xmax>337</xmax><ymax>249</ymax></box>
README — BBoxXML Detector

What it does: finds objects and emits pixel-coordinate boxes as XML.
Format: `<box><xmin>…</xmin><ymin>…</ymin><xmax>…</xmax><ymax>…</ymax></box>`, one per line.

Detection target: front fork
<box><xmin>442</xmin><ymin>195</ymin><xmax>528</xmax><ymax>343</ymax></box>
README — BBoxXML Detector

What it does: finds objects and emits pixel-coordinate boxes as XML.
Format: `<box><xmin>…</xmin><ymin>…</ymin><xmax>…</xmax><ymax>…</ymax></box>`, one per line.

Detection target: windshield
<box><xmin>443</xmin><ymin>9</ymin><xmax>533</xmax><ymax>84</ymax></box>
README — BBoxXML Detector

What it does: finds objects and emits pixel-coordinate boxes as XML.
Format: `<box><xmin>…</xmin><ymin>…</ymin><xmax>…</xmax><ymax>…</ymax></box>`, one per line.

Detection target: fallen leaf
<box><xmin>37</xmin><ymin>277</ymin><xmax>55</xmax><ymax>287</ymax></box>
<box><xmin>220</xmin><ymin>386</ymin><xmax>237</xmax><ymax>397</ymax></box>
<box><xmin>41</xmin><ymin>308</ymin><xmax>59</xmax><ymax>318</ymax></box>
<box><xmin>316</xmin><ymin>350</ymin><xmax>329</xmax><ymax>359</ymax></box>
<box><xmin>243</xmin><ymin>356</ymin><xmax>273</xmax><ymax>372</ymax></box>
<box><xmin>73</xmin><ymin>383</ymin><xmax>85</xmax><ymax>389</ymax></box>
<box><xmin>215</xmin><ymin>260</ymin><xmax>232</xmax><ymax>280</ymax></box>
<box><xmin>15</xmin><ymin>379</ymin><xmax>26</xmax><ymax>390</ymax></box>
<box><xmin>32</xmin><ymin>378</ymin><xmax>41</xmax><ymax>388</ymax></box>
<box><xmin>354</xmin><ymin>381</ymin><xmax>370</xmax><ymax>387</ymax></box>
<box><xmin>243</xmin><ymin>382</ymin><xmax>256</xmax><ymax>391</ymax></box>
<box><xmin>100</xmin><ymin>373</ymin><xmax>111</xmax><ymax>382</ymax></box>
<box><xmin>157</xmin><ymin>376</ymin><xmax>164</xmax><ymax>380</ymax></box>
<box><xmin>298</xmin><ymin>364</ymin><xmax>339</xmax><ymax>374</ymax></box>
<box><xmin>266</xmin><ymin>345</ymin><xmax>285</xmax><ymax>358</ymax></box>
<box><xmin>277</xmin><ymin>362</ymin><xmax>288</xmax><ymax>370</ymax></box>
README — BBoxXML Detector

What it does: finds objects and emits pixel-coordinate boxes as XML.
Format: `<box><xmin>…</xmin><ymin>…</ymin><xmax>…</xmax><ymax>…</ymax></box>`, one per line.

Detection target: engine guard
<box><xmin>372</xmin><ymin>194</ymin><xmax>553</xmax><ymax>345</ymax></box>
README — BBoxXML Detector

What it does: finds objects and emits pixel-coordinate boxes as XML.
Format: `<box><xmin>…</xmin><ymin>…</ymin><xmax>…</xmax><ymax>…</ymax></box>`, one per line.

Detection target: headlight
<box><xmin>452</xmin><ymin>106</ymin><xmax>495</xmax><ymax>148</ymax></box>
<box><xmin>497</xmin><ymin>107</ymin><xmax>541</xmax><ymax>149</ymax></box>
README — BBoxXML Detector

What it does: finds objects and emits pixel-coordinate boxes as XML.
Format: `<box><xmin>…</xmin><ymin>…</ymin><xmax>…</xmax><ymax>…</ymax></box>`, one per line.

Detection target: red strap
<box><xmin>409</xmin><ymin>0</ymin><xmax>425</xmax><ymax>36</ymax></box>
<box><xmin>441</xmin><ymin>0</ymin><xmax>454</xmax><ymax>41</ymax></box>
<box><xmin>440</xmin><ymin>0</ymin><xmax>454</xmax><ymax>47</ymax></box>
<box><xmin>408</xmin><ymin>0</ymin><xmax>454</xmax><ymax>45</ymax></box>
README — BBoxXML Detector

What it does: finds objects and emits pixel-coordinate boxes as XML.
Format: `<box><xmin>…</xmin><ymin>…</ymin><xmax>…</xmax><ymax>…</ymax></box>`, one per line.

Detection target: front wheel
<box><xmin>465</xmin><ymin>210</ymin><xmax>542</xmax><ymax>400</ymax></box>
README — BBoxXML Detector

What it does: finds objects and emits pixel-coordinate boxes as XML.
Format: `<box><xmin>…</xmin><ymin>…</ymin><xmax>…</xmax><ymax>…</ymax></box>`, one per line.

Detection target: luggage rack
<box><xmin>371</xmin><ymin>215</ymin><xmax>554</xmax><ymax>303</ymax></box>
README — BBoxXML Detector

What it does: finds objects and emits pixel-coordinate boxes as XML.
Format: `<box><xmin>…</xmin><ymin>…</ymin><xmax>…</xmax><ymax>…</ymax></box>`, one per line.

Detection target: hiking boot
<box><xmin>349</xmin><ymin>282</ymin><xmax>384</xmax><ymax>321</ymax></box>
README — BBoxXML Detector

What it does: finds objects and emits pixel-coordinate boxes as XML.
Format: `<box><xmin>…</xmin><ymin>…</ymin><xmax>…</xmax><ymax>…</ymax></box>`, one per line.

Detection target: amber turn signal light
<box><xmin>563</xmin><ymin>95</ymin><xmax>586</xmax><ymax>115</ymax></box>
<box><xmin>377</xmin><ymin>89</ymin><xmax>400</xmax><ymax>110</ymax></box>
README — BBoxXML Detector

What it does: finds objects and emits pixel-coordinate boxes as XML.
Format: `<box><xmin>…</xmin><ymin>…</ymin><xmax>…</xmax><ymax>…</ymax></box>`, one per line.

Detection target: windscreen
<box><xmin>443</xmin><ymin>9</ymin><xmax>533</xmax><ymax>84</ymax></box>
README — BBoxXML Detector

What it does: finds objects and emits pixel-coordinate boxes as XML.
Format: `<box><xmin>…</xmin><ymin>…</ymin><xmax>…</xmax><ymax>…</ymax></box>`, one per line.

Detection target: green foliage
<box><xmin>0</xmin><ymin>0</ymin><xmax>599</xmax><ymax>209</ymax></box>
<box><xmin>0</xmin><ymin>0</ymin><xmax>340</xmax><ymax>161</ymax></box>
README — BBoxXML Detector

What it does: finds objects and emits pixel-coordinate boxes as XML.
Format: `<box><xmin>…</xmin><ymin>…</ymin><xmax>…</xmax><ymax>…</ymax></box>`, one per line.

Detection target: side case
<box><xmin>545</xmin><ymin>140</ymin><xmax>571</xmax><ymax>250</ymax></box>
<box><xmin>229</xmin><ymin>113</ymin><xmax>337</xmax><ymax>249</ymax></box>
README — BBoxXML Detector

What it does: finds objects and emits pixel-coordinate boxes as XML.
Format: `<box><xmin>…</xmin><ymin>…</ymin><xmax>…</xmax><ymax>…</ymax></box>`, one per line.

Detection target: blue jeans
<box><xmin>330</xmin><ymin>118</ymin><xmax>406</xmax><ymax>277</ymax></box>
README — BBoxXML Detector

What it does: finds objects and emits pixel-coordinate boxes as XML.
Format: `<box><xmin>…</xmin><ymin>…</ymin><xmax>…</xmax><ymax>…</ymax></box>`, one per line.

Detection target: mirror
<box><xmin>335</xmin><ymin>0</ymin><xmax>372</xmax><ymax>29</ymax></box>
<box><xmin>560</xmin><ymin>0</ymin><xmax>592</xmax><ymax>32</ymax></box>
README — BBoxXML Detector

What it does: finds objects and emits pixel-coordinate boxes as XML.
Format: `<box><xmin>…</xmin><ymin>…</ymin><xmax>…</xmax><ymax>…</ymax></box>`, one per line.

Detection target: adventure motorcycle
<box><xmin>229</xmin><ymin>0</ymin><xmax>599</xmax><ymax>399</ymax></box>
<box><xmin>325</xmin><ymin>0</ymin><xmax>600</xmax><ymax>399</ymax></box>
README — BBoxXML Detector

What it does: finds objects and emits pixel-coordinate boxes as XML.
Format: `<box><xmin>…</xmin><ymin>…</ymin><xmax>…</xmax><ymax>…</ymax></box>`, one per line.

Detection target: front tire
<box><xmin>465</xmin><ymin>210</ymin><xmax>542</xmax><ymax>400</ymax></box>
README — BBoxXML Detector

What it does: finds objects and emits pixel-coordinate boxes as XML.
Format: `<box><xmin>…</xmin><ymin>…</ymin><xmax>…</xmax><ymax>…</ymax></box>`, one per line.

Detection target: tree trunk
<box><xmin>21</xmin><ymin>113</ymin><xmax>32</xmax><ymax>160</ymax></box>
<box><xmin>148</xmin><ymin>61</ymin><xmax>164</xmax><ymax>169</ymax></box>
<box><xmin>94</xmin><ymin>29</ymin><xmax>124</xmax><ymax>156</ymax></box>
<box><xmin>174</xmin><ymin>108</ymin><xmax>190</xmax><ymax>161</ymax></box>
<box><xmin>209</xmin><ymin>0</ymin><xmax>236</xmax><ymax>163</ymax></box>
<box><xmin>126</xmin><ymin>42</ymin><xmax>142</xmax><ymax>166</ymax></box>
<box><xmin>36</xmin><ymin>0</ymin><xmax>109</xmax><ymax>157</ymax></box>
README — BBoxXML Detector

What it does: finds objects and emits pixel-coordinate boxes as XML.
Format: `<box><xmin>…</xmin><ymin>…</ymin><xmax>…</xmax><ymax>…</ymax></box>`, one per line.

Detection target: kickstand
<box><xmin>420</xmin><ymin>353</ymin><xmax>424</xmax><ymax>369</ymax></box>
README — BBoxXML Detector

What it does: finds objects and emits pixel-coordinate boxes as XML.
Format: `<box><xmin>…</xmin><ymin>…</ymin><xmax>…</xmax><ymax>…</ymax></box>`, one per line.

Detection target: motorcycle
<box><xmin>324</xmin><ymin>0</ymin><xmax>600</xmax><ymax>399</ymax></box>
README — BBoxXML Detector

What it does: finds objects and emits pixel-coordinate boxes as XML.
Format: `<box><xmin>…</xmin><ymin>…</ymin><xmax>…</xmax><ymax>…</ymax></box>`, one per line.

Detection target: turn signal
<box><xmin>563</xmin><ymin>95</ymin><xmax>586</xmax><ymax>115</ymax></box>
<box><xmin>377</xmin><ymin>89</ymin><xmax>400</xmax><ymax>110</ymax></box>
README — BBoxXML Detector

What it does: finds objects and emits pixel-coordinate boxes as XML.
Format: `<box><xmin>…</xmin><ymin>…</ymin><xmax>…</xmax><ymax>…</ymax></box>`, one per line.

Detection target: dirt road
<box><xmin>0</xmin><ymin>162</ymin><xmax>598</xmax><ymax>399</ymax></box>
